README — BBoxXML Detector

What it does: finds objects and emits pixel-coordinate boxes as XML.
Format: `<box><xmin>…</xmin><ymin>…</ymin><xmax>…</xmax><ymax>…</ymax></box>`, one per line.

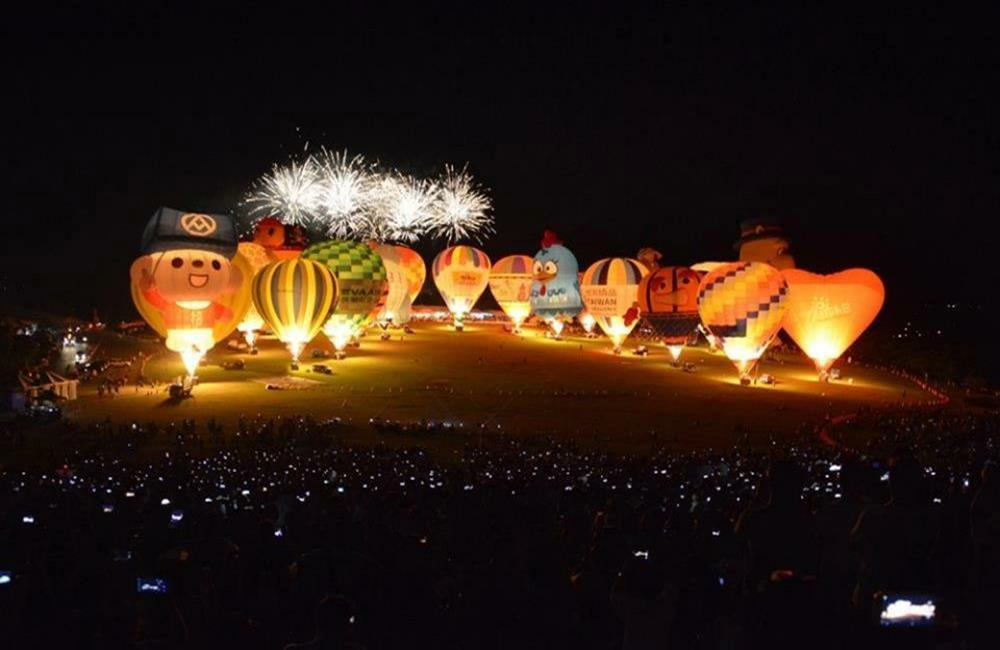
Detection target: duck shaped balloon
<box><xmin>529</xmin><ymin>230</ymin><xmax>583</xmax><ymax>338</ymax></box>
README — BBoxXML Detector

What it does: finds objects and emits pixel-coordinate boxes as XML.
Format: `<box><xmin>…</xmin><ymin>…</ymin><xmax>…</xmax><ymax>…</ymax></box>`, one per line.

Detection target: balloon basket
<box><xmin>333</xmin><ymin>351</ymin><xmax>348</xmax><ymax>361</ymax></box>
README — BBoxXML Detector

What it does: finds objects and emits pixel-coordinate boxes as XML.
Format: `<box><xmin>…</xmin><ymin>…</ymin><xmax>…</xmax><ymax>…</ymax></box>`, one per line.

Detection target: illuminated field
<box><xmin>65</xmin><ymin>324</ymin><xmax>931</xmax><ymax>451</ymax></box>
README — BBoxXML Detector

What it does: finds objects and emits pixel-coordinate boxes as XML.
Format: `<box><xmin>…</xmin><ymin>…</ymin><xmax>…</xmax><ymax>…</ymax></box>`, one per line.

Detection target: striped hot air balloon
<box><xmin>251</xmin><ymin>258</ymin><xmax>338</xmax><ymax>361</ymax></box>
<box><xmin>432</xmin><ymin>245</ymin><xmax>491</xmax><ymax>330</ymax></box>
<box><xmin>580</xmin><ymin>257</ymin><xmax>649</xmax><ymax>352</ymax></box>
<box><xmin>697</xmin><ymin>261</ymin><xmax>789</xmax><ymax>380</ymax></box>
<box><xmin>302</xmin><ymin>240</ymin><xmax>387</xmax><ymax>351</ymax></box>
<box><xmin>489</xmin><ymin>254</ymin><xmax>534</xmax><ymax>332</ymax></box>
<box><xmin>635</xmin><ymin>266</ymin><xmax>702</xmax><ymax>361</ymax></box>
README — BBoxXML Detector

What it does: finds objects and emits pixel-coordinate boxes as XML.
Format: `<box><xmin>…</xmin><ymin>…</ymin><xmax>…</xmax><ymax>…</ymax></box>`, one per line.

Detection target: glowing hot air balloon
<box><xmin>697</xmin><ymin>261</ymin><xmax>789</xmax><ymax>381</ymax></box>
<box><xmin>489</xmin><ymin>255</ymin><xmax>534</xmax><ymax>333</ymax></box>
<box><xmin>578</xmin><ymin>309</ymin><xmax>597</xmax><ymax>335</ymax></box>
<box><xmin>781</xmin><ymin>268</ymin><xmax>885</xmax><ymax>379</ymax></box>
<box><xmin>130</xmin><ymin>208</ymin><xmax>250</xmax><ymax>377</ymax></box>
<box><xmin>397</xmin><ymin>245</ymin><xmax>427</xmax><ymax>307</ymax></box>
<box><xmin>432</xmin><ymin>245</ymin><xmax>491</xmax><ymax>330</ymax></box>
<box><xmin>530</xmin><ymin>231</ymin><xmax>583</xmax><ymax>337</ymax></box>
<box><xmin>580</xmin><ymin>257</ymin><xmax>649</xmax><ymax>353</ymax></box>
<box><xmin>370</xmin><ymin>243</ymin><xmax>412</xmax><ymax>328</ymax></box>
<box><xmin>303</xmin><ymin>240</ymin><xmax>387</xmax><ymax>352</ymax></box>
<box><xmin>632</xmin><ymin>266</ymin><xmax>701</xmax><ymax>362</ymax></box>
<box><xmin>251</xmin><ymin>258</ymin><xmax>338</xmax><ymax>361</ymax></box>
<box><xmin>234</xmin><ymin>242</ymin><xmax>272</xmax><ymax>349</ymax></box>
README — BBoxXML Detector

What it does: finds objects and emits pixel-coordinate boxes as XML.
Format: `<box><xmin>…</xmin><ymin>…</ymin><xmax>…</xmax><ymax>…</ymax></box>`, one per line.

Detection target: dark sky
<box><xmin>2</xmin><ymin>3</ymin><xmax>996</xmax><ymax>320</ymax></box>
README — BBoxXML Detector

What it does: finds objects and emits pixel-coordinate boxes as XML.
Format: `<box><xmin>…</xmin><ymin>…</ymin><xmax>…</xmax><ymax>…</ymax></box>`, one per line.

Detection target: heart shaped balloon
<box><xmin>781</xmin><ymin>268</ymin><xmax>885</xmax><ymax>374</ymax></box>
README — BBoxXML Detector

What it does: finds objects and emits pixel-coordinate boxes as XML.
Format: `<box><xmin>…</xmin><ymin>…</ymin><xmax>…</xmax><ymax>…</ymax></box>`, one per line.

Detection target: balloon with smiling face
<box><xmin>529</xmin><ymin>231</ymin><xmax>583</xmax><ymax>336</ymax></box>
<box><xmin>130</xmin><ymin>207</ymin><xmax>249</xmax><ymax>375</ymax></box>
<box><xmin>632</xmin><ymin>266</ymin><xmax>701</xmax><ymax>361</ymax></box>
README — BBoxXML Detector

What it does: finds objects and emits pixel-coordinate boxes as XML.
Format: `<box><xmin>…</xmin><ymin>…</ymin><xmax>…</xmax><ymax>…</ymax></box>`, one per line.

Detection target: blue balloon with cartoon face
<box><xmin>530</xmin><ymin>231</ymin><xmax>583</xmax><ymax>321</ymax></box>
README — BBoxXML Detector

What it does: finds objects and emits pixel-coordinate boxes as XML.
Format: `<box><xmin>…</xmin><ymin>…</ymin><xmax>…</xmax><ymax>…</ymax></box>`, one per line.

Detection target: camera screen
<box><xmin>879</xmin><ymin>594</ymin><xmax>935</xmax><ymax>627</ymax></box>
<box><xmin>137</xmin><ymin>578</ymin><xmax>168</xmax><ymax>594</ymax></box>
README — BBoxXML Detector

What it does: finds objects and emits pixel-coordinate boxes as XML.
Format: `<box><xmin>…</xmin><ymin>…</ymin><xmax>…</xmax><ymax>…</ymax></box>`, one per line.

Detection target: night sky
<box><xmin>3</xmin><ymin>4</ymin><xmax>996</xmax><ymax>321</ymax></box>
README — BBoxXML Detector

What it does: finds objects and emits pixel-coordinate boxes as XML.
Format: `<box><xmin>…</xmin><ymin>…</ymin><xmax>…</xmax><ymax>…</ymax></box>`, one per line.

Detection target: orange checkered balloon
<box><xmin>697</xmin><ymin>261</ymin><xmax>789</xmax><ymax>378</ymax></box>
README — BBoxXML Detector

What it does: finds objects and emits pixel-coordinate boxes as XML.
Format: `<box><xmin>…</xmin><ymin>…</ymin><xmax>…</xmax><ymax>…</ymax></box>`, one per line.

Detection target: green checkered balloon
<box><xmin>302</xmin><ymin>240</ymin><xmax>387</xmax><ymax>336</ymax></box>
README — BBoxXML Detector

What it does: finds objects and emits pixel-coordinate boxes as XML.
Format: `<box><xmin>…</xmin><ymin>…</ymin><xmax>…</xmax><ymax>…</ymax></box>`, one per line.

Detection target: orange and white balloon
<box><xmin>781</xmin><ymin>268</ymin><xmax>885</xmax><ymax>378</ymax></box>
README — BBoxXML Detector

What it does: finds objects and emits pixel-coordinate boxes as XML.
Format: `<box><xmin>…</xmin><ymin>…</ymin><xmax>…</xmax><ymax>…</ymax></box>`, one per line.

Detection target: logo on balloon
<box><xmin>180</xmin><ymin>213</ymin><xmax>218</xmax><ymax>237</ymax></box>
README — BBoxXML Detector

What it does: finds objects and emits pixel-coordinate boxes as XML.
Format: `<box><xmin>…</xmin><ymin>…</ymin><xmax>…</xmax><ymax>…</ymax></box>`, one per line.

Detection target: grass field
<box><xmin>62</xmin><ymin>322</ymin><xmax>931</xmax><ymax>452</ymax></box>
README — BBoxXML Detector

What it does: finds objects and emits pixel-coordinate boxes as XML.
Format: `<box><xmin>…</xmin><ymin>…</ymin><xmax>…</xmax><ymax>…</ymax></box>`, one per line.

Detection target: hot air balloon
<box><xmin>489</xmin><ymin>255</ymin><xmax>534</xmax><ymax>333</ymax></box>
<box><xmin>735</xmin><ymin>218</ymin><xmax>795</xmax><ymax>270</ymax></box>
<box><xmin>578</xmin><ymin>309</ymin><xmax>597</xmax><ymax>335</ymax></box>
<box><xmin>252</xmin><ymin>217</ymin><xmax>307</xmax><ymax>261</ymax></box>
<box><xmin>697</xmin><ymin>261</ymin><xmax>789</xmax><ymax>382</ymax></box>
<box><xmin>781</xmin><ymin>268</ymin><xmax>885</xmax><ymax>380</ymax></box>
<box><xmin>636</xmin><ymin>248</ymin><xmax>662</xmax><ymax>272</ymax></box>
<box><xmin>251</xmin><ymin>258</ymin><xmax>338</xmax><ymax>362</ymax></box>
<box><xmin>580</xmin><ymin>257</ymin><xmax>649</xmax><ymax>353</ymax></box>
<box><xmin>633</xmin><ymin>266</ymin><xmax>702</xmax><ymax>362</ymax></box>
<box><xmin>234</xmin><ymin>242</ymin><xmax>272</xmax><ymax>350</ymax></box>
<box><xmin>302</xmin><ymin>240</ymin><xmax>387</xmax><ymax>352</ymax></box>
<box><xmin>530</xmin><ymin>231</ymin><xmax>583</xmax><ymax>337</ymax></box>
<box><xmin>691</xmin><ymin>261</ymin><xmax>728</xmax><ymax>276</ymax></box>
<box><xmin>431</xmin><ymin>245</ymin><xmax>492</xmax><ymax>330</ymax></box>
<box><xmin>397</xmin><ymin>245</ymin><xmax>427</xmax><ymax>307</ymax></box>
<box><xmin>370</xmin><ymin>243</ymin><xmax>412</xmax><ymax>329</ymax></box>
<box><xmin>130</xmin><ymin>208</ymin><xmax>249</xmax><ymax>376</ymax></box>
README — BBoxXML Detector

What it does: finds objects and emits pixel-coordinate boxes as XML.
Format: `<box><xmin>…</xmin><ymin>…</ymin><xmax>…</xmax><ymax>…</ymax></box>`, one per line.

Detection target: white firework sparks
<box><xmin>367</xmin><ymin>173</ymin><xmax>438</xmax><ymax>243</ymax></box>
<box><xmin>430</xmin><ymin>164</ymin><xmax>494</xmax><ymax>243</ymax></box>
<box><xmin>314</xmin><ymin>149</ymin><xmax>375</xmax><ymax>238</ymax></box>
<box><xmin>243</xmin><ymin>157</ymin><xmax>323</xmax><ymax>226</ymax></box>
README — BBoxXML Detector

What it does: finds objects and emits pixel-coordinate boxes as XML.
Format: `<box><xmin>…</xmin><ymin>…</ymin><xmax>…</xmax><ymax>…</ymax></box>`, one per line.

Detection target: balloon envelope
<box><xmin>303</xmin><ymin>240</ymin><xmax>387</xmax><ymax>347</ymax></box>
<box><xmin>371</xmin><ymin>243</ymin><xmax>412</xmax><ymax>325</ymax></box>
<box><xmin>432</xmin><ymin>245</ymin><xmax>492</xmax><ymax>321</ymax></box>
<box><xmin>636</xmin><ymin>266</ymin><xmax>701</xmax><ymax>351</ymax></box>
<box><xmin>580</xmin><ymin>257</ymin><xmax>648</xmax><ymax>348</ymax></box>
<box><xmin>530</xmin><ymin>243</ymin><xmax>583</xmax><ymax>322</ymax></box>
<box><xmin>130</xmin><ymin>254</ymin><xmax>252</xmax><ymax>349</ymax></box>
<box><xmin>781</xmin><ymin>268</ymin><xmax>885</xmax><ymax>373</ymax></box>
<box><xmin>697</xmin><ymin>261</ymin><xmax>789</xmax><ymax>376</ymax></box>
<box><xmin>251</xmin><ymin>258</ymin><xmax>338</xmax><ymax>359</ymax></box>
<box><xmin>397</xmin><ymin>245</ymin><xmax>427</xmax><ymax>306</ymax></box>
<box><xmin>235</xmin><ymin>242</ymin><xmax>272</xmax><ymax>337</ymax></box>
<box><xmin>489</xmin><ymin>255</ymin><xmax>534</xmax><ymax>329</ymax></box>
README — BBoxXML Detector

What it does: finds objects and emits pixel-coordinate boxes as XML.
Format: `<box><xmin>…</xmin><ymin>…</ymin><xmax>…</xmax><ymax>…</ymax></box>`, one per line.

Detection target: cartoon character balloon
<box><xmin>303</xmin><ymin>240</ymin><xmax>387</xmax><ymax>351</ymax></box>
<box><xmin>697</xmin><ymin>261</ymin><xmax>789</xmax><ymax>381</ymax></box>
<box><xmin>629</xmin><ymin>266</ymin><xmax>702</xmax><ymax>362</ymax></box>
<box><xmin>529</xmin><ymin>231</ymin><xmax>583</xmax><ymax>337</ymax></box>
<box><xmin>636</xmin><ymin>248</ymin><xmax>662</xmax><ymax>272</ymax></box>
<box><xmin>432</xmin><ymin>245</ymin><xmax>492</xmax><ymax>330</ymax></box>
<box><xmin>781</xmin><ymin>268</ymin><xmax>885</xmax><ymax>379</ymax></box>
<box><xmin>252</xmin><ymin>216</ymin><xmax>308</xmax><ymax>261</ymax></box>
<box><xmin>580</xmin><ymin>257</ymin><xmax>649</xmax><ymax>352</ymax></box>
<box><xmin>735</xmin><ymin>218</ymin><xmax>795</xmax><ymax>270</ymax></box>
<box><xmin>489</xmin><ymin>255</ymin><xmax>534</xmax><ymax>333</ymax></box>
<box><xmin>234</xmin><ymin>242</ymin><xmax>272</xmax><ymax>349</ymax></box>
<box><xmin>251</xmin><ymin>258</ymin><xmax>338</xmax><ymax>361</ymax></box>
<box><xmin>130</xmin><ymin>207</ymin><xmax>249</xmax><ymax>376</ymax></box>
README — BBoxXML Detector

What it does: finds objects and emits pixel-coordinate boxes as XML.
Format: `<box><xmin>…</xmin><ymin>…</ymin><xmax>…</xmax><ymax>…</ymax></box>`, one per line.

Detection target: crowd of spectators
<box><xmin>1</xmin><ymin>408</ymin><xmax>998</xmax><ymax>648</ymax></box>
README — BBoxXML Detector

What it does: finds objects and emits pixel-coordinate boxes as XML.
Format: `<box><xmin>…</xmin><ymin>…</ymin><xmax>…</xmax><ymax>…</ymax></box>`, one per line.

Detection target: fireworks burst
<box><xmin>430</xmin><ymin>164</ymin><xmax>494</xmax><ymax>243</ymax></box>
<box><xmin>243</xmin><ymin>153</ymin><xmax>494</xmax><ymax>244</ymax></box>
<box><xmin>370</xmin><ymin>174</ymin><xmax>438</xmax><ymax>243</ymax></box>
<box><xmin>314</xmin><ymin>149</ymin><xmax>375</xmax><ymax>238</ymax></box>
<box><xmin>243</xmin><ymin>158</ymin><xmax>323</xmax><ymax>226</ymax></box>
